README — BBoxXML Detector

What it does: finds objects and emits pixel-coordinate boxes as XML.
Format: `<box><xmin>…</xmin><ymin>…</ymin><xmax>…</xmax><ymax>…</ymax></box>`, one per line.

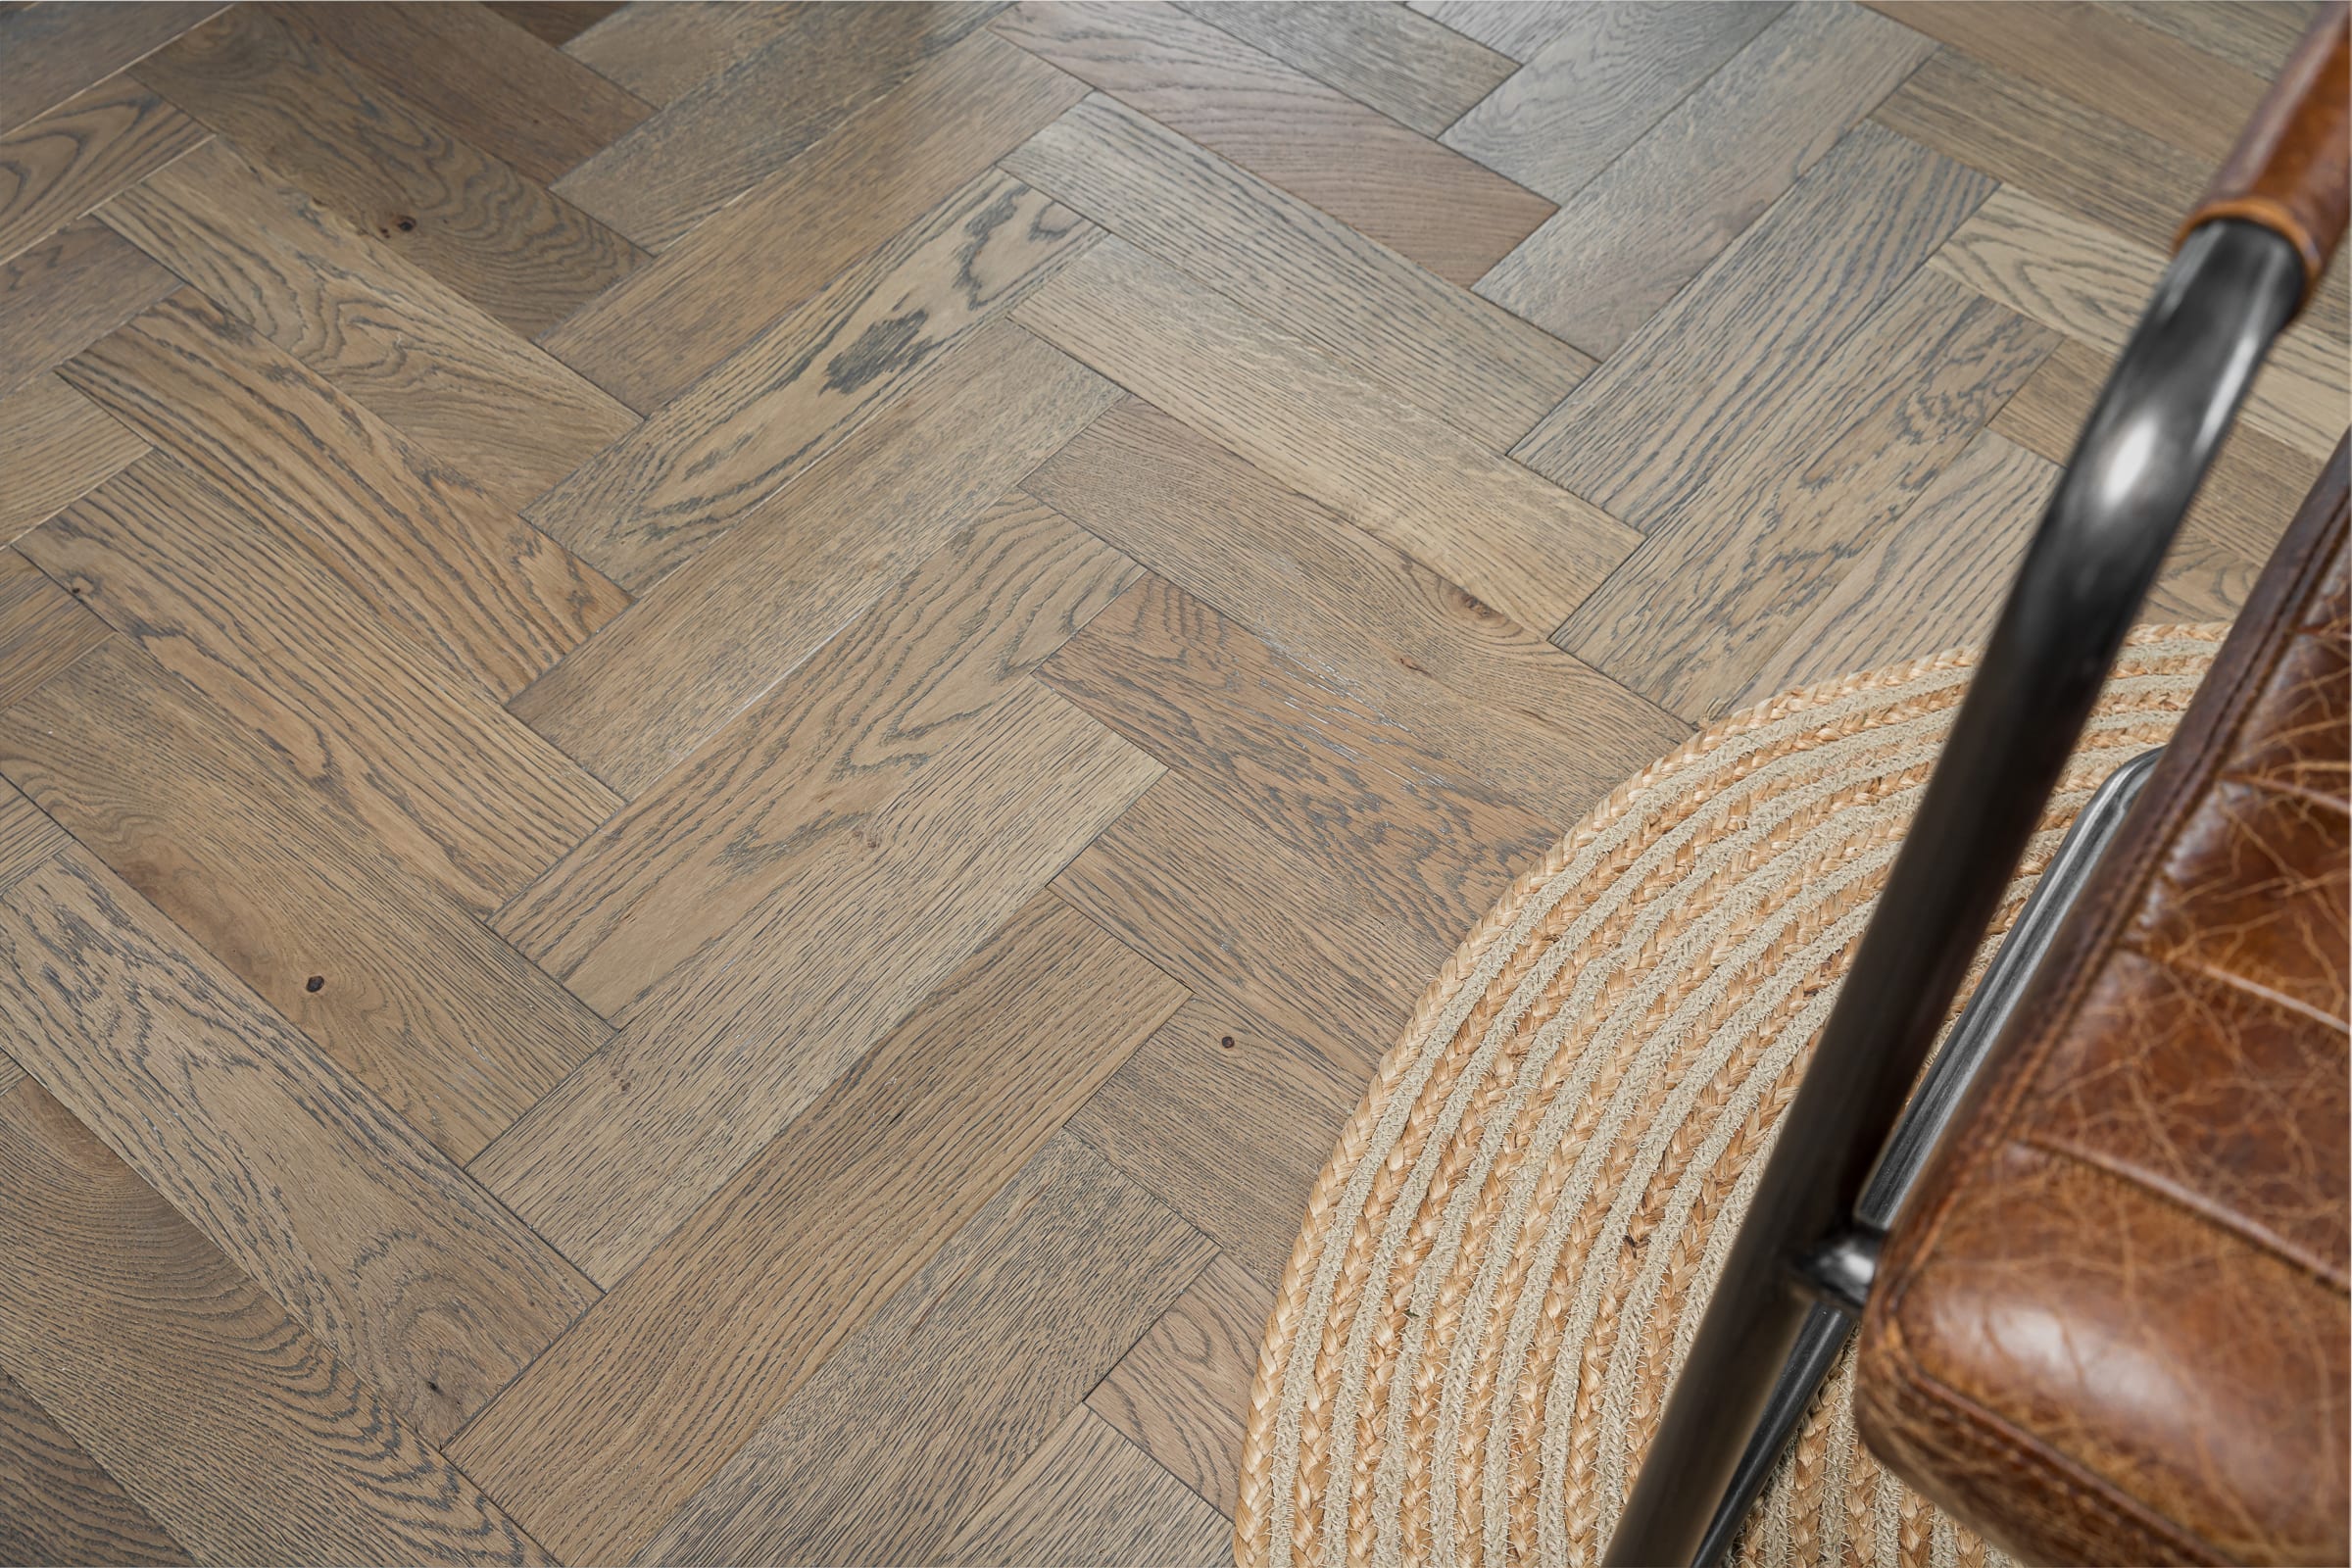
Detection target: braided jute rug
<box><xmin>1235</xmin><ymin>625</ymin><xmax>2227</xmax><ymax>1568</ymax></box>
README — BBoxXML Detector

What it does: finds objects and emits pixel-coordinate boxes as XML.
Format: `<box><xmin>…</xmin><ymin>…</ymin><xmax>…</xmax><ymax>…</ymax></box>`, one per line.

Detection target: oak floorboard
<box><xmin>555</xmin><ymin>0</ymin><xmax>808</xmax><ymax>104</ymax></box>
<box><xmin>287</xmin><ymin>2</ymin><xmax>652</xmax><ymax>185</ymax></box>
<box><xmin>1512</xmin><ymin>120</ymin><xmax>1992</xmax><ymax>522</ymax></box>
<box><xmin>0</xmin><ymin>215</ymin><xmax>176</xmax><ymax>397</ymax></box>
<box><xmin>529</xmin><ymin>171</ymin><xmax>1089</xmax><ymax>564</ymax></box>
<box><xmin>471</xmin><ymin>680</ymin><xmax>1161</xmax><ymax>1286</ymax></box>
<box><xmin>1016</xmin><ymin>238</ymin><xmax>1636</xmax><ymax>634</ymax></box>
<box><xmin>2096</xmin><ymin>0</ymin><xmax>2319</xmax><ymax>76</ymax></box>
<box><xmin>0</xmin><ymin>372</ymin><xmax>145</xmax><ymax>541</ymax></box>
<box><xmin>1477</xmin><ymin>3</ymin><xmax>1933</xmax><ymax>358</ymax></box>
<box><xmin>487</xmin><ymin>0</ymin><xmax>624</xmax><ymax>50</ymax></box>
<box><xmin>0</xmin><ymin>546</ymin><xmax>109</xmax><ymax>711</ymax></box>
<box><xmin>993</xmin><ymin>2</ymin><xmax>1554</xmax><ymax>287</ymax></box>
<box><xmin>132</xmin><ymin>3</ymin><xmax>646</xmax><ymax>337</ymax></box>
<box><xmin>0</xmin><ymin>778</ymin><xmax>65</xmax><ymax>896</ymax></box>
<box><xmin>1442</xmin><ymin>3</ymin><xmax>1781</xmax><ymax>202</ymax></box>
<box><xmin>61</xmin><ymin>289</ymin><xmax>629</xmax><ymax>700</ymax></box>
<box><xmin>97</xmin><ymin>136</ymin><xmax>640</xmax><ymax>513</ymax></box>
<box><xmin>509</xmin><ymin>319</ymin><xmax>1116</xmax><ymax>786</ymax></box>
<box><xmin>631</xmin><ymin>1132</ymin><xmax>1214</xmax><ymax>1568</ymax></box>
<box><xmin>538</xmin><ymin>26</ymin><xmax>1083</xmax><ymax>411</ymax></box>
<box><xmin>0</xmin><ymin>639</ymin><xmax>612</xmax><ymax>1164</ymax></box>
<box><xmin>1407</xmin><ymin>1</ymin><xmax>1579</xmax><ymax>62</ymax></box>
<box><xmin>27</xmin><ymin>454</ymin><xmax>620</xmax><ymax>914</ymax></box>
<box><xmin>0</xmin><ymin>1079</ymin><xmax>553</xmax><ymax>1565</ymax></box>
<box><xmin>1003</xmin><ymin>92</ymin><xmax>1590</xmax><ymax>449</ymax></box>
<box><xmin>554</xmin><ymin>2</ymin><xmax>999</xmax><ymax>250</ymax></box>
<box><xmin>1175</xmin><ymin>1</ymin><xmax>1514</xmax><ymax>137</ymax></box>
<box><xmin>1555</xmin><ymin>269</ymin><xmax>2055</xmax><ymax>719</ymax></box>
<box><xmin>0</xmin><ymin>836</ymin><xmax>598</xmax><ymax>1445</ymax></box>
<box><xmin>0</xmin><ymin>73</ymin><xmax>206</xmax><ymax>264</ymax></box>
<box><xmin>449</xmin><ymin>893</ymin><xmax>1185</xmax><ymax>1567</ymax></box>
<box><xmin>942</xmin><ymin>1407</ymin><xmax>1230</xmax><ymax>1567</ymax></box>
<box><xmin>499</xmin><ymin>497</ymin><xmax>1138</xmax><ymax>1016</ymax></box>
<box><xmin>1086</xmin><ymin>1252</ymin><xmax>1273</xmax><ymax>1520</ymax></box>
<box><xmin>0</xmin><ymin>3</ymin><xmax>220</xmax><ymax>134</ymax></box>
<box><xmin>0</xmin><ymin>1360</ymin><xmax>191</xmax><ymax>1568</ymax></box>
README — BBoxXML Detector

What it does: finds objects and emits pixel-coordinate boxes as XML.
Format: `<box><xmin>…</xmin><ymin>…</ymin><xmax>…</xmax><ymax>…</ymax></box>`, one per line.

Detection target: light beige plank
<box><xmin>943</xmin><ymin>1407</ymin><xmax>1230</xmax><ymax>1566</ymax></box>
<box><xmin>2098</xmin><ymin>0</ymin><xmax>2320</xmax><ymax>76</ymax></box>
<box><xmin>1409</xmin><ymin>1</ymin><xmax>1578</xmax><ymax>61</ymax></box>
<box><xmin>0</xmin><ymin>372</ymin><xmax>144</xmax><ymax>541</ymax></box>
<box><xmin>0</xmin><ymin>73</ymin><xmax>206</xmax><ymax>264</ymax></box>
<box><xmin>1086</xmin><ymin>1252</ymin><xmax>1272</xmax><ymax>1519</ymax></box>
<box><xmin>1176</xmin><ymin>1</ymin><xmax>1514</xmax><ymax>136</ymax></box>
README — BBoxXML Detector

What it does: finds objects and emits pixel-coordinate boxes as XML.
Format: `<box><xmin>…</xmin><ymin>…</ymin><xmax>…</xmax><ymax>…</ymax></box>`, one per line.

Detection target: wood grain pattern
<box><xmin>529</xmin><ymin>171</ymin><xmax>1089</xmax><ymax>564</ymax></box>
<box><xmin>1408</xmin><ymin>1</ymin><xmax>1578</xmax><ymax>61</ymax></box>
<box><xmin>133</xmin><ymin>3</ymin><xmax>645</xmax><ymax>336</ymax></box>
<box><xmin>538</xmin><ymin>26</ymin><xmax>1083</xmax><ymax>410</ymax></box>
<box><xmin>0</xmin><ymin>215</ymin><xmax>176</xmax><ymax>396</ymax></box>
<box><xmin>633</xmin><ymin>1131</ymin><xmax>1213</xmax><ymax>1568</ymax></box>
<box><xmin>1086</xmin><ymin>1252</ymin><xmax>1272</xmax><ymax>1519</ymax></box>
<box><xmin>993</xmin><ymin>1</ymin><xmax>1555</xmax><ymax>287</ymax></box>
<box><xmin>553</xmin><ymin>0</ymin><xmax>812</xmax><ymax>106</ymax></box>
<box><xmin>0</xmin><ymin>1079</ymin><xmax>552</xmax><ymax>1566</ymax></box>
<box><xmin>97</xmin><ymin>135</ymin><xmax>640</xmax><ymax>512</ymax></box>
<box><xmin>509</xmin><ymin>319</ymin><xmax>1115</xmax><ymax>786</ymax></box>
<box><xmin>0</xmin><ymin>1360</ymin><xmax>191</xmax><ymax>1568</ymax></box>
<box><xmin>2098</xmin><ymin>0</ymin><xmax>2321</xmax><ymax>76</ymax></box>
<box><xmin>1003</xmin><ymin>92</ymin><xmax>1591</xmax><ymax>448</ymax></box>
<box><xmin>0</xmin><ymin>73</ymin><xmax>206</xmax><ymax>263</ymax></box>
<box><xmin>450</xmin><ymin>893</ymin><xmax>1185</xmax><ymax>1566</ymax></box>
<box><xmin>1016</xmin><ymin>238</ymin><xmax>1637</xmax><ymax>634</ymax></box>
<box><xmin>1176</xmin><ymin>1</ymin><xmax>1515</xmax><ymax>136</ymax></box>
<box><xmin>942</xmin><ymin>1406</ymin><xmax>1230</xmax><ymax>1566</ymax></box>
<box><xmin>61</xmin><ymin>289</ymin><xmax>628</xmax><ymax>699</ymax></box>
<box><xmin>0</xmin><ymin>371</ymin><xmax>144</xmax><ymax>540</ymax></box>
<box><xmin>27</xmin><ymin>454</ymin><xmax>620</xmax><ymax>914</ymax></box>
<box><xmin>1443</xmin><ymin>3</ymin><xmax>1782</xmax><ymax>201</ymax></box>
<box><xmin>485</xmin><ymin>0</ymin><xmax>623</xmax><ymax>49</ymax></box>
<box><xmin>1556</xmin><ymin>269</ymin><xmax>2055</xmax><ymax>718</ymax></box>
<box><xmin>0</xmin><ymin>2</ymin><xmax>219</xmax><ymax>133</ymax></box>
<box><xmin>1478</xmin><ymin>3</ymin><xmax>1934</xmax><ymax>358</ymax></box>
<box><xmin>0</xmin><ymin>838</ymin><xmax>597</xmax><ymax>1445</ymax></box>
<box><xmin>499</xmin><ymin>497</ymin><xmax>1137</xmax><ymax>1015</ymax></box>
<box><xmin>0</xmin><ymin>544</ymin><xmax>109</xmax><ymax>710</ymax></box>
<box><xmin>554</xmin><ymin>2</ymin><xmax>999</xmax><ymax>250</ymax></box>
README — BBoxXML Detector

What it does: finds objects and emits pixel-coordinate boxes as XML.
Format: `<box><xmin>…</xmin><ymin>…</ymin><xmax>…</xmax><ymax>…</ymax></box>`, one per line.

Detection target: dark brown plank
<box><xmin>0</xmin><ymin>545</ymin><xmax>108</xmax><ymax>710</ymax></box>
<box><xmin>0</xmin><ymin>371</ymin><xmax>143</xmax><ymax>540</ymax></box>
<box><xmin>942</xmin><ymin>1407</ymin><xmax>1230</xmax><ymax>1567</ymax></box>
<box><xmin>0</xmin><ymin>1079</ymin><xmax>552</xmax><ymax>1565</ymax></box>
<box><xmin>0</xmin><ymin>214</ymin><xmax>174</xmax><ymax>396</ymax></box>
<box><xmin>537</xmin><ymin>26</ymin><xmax>1085</xmax><ymax>413</ymax></box>
<box><xmin>1175</xmin><ymin>1</ymin><xmax>1515</xmax><ymax>137</ymax></box>
<box><xmin>632</xmin><ymin>1132</ymin><xmax>1214</xmax><ymax>1567</ymax></box>
<box><xmin>993</xmin><ymin>1</ymin><xmax>1554</xmax><ymax>287</ymax></box>
<box><xmin>0</xmin><ymin>1360</ymin><xmax>190</xmax><ymax>1568</ymax></box>
<box><xmin>484</xmin><ymin>0</ymin><xmax>623</xmax><ymax>48</ymax></box>
<box><xmin>0</xmin><ymin>2</ymin><xmax>219</xmax><ymax>133</ymax></box>
<box><xmin>60</xmin><ymin>289</ymin><xmax>628</xmax><ymax>700</ymax></box>
<box><xmin>450</xmin><ymin>894</ymin><xmax>1185</xmax><ymax>1566</ymax></box>
<box><xmin>0</xmin><ymin>839</ymin><xmax>598</xmax><ymax>1445</ymax></box>
<box><xmin>132</xmin><ymin>3</ymin><xmax>646</xmax><ymax>336</ymax></box>
<box><xmin>1086</xmin><ymin>1253</ymin><xmax>1272</xmax><ymax>1521</ymax></box>
<box><xmin>0</xmin><ymin>638</ymin><xmax>612</xmax><ymax>1164</ymax></box>
<box><xmin>554</xmin><ymin>1</ymin><xmax>1000</xmax><ymax>249</ymax></box>
<box><xmin>0</xmin><ymin>73</ymin><xmax>206</xmax><ymax>263</ymax></box>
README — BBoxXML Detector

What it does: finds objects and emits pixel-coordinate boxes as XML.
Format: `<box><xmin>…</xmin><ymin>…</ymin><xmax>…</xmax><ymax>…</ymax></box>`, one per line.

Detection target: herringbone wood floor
<box><xmin>0</xmin><ymin>3</ymin><xmax>2342</xmax><ymax>1563</ymax></box>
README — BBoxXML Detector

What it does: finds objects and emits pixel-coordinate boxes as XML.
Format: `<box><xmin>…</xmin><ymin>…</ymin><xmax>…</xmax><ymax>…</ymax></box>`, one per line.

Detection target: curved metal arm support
<box><xmin>1601</xmin><ymin>218</ymin><xmax>2307</xmax><ymax>1568</ymax></box>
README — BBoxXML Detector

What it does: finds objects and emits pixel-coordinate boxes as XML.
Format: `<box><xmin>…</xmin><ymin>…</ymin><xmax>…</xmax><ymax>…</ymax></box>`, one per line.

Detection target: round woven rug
<box><xmin>1236</xmin><ymin>626</ymin><xmax>2226</xmax><ymax>1568</ymax></box>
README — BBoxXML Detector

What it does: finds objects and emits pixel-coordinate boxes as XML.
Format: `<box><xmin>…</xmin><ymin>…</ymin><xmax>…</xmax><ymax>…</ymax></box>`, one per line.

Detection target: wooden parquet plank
<box><xmin>554</xmin><ymin>2</ymin><xmax>999</xmax><ymax>251</ymax></box>
<box><xmin>992</xmin><ymin>2</ymin><xmax>1553</xmax><ymax>287</ymax></box>
<box><xmin>529</xmin><ymin>171</ymin><xmax>1089</xmax><ymax>561</ymax></box>
<box><xmin>486</xmin><ymin>0</ymin><xmax>624</xmax><ymax>50</ymax></box>
<box><xmin>1930</xmin><ymin>187</ymin><xmax>2347</xmax><ymax>460</ymax></box>
<box><xmin>450</xmin><ymin>893</ymin><xmax>1184</xmax><ymax>1567</ymax></box>
<box><xmin>1086</xmin><ymin>1252</ymin><xmax>1272</xmax><ymax>1519</ymax></box>
<box><xmin>2098</xmin><ymin>0</ymin><xmax>2320</xmax><ymax>75</ymax></box>
<box><xmin>1556</xmin><ymin>270</ymin><xmax>2055</xmax><ymax>719</ymax></box>
<box><xmin>632</xmin><ymin>1131</ymin><xmax>1214</xmax><ymax>1567</ymax></box>
<box><xmin>942</xmin><ymin>1407</ymin><xmax>1230</xmax><ymax>1567</ymax></box>
<box><xmin>499</xmin><ymin>497</ymin><xmax>1137</xmax><ymax>1016</ymax></box>
<box><xmin>0</xmin><ymin>546</ymin><xmax>109</xmax><ymax>710</ymax></box>
<box><xmin>472</xmin><ymin>680</ymin><xmax>1161</xmax><ymax>1285</ymax></box>
<box><xmin>553</xmin><ymin>0</ymin><xmax>808</xmax><ymax>106</ymax></box>
<box><xmin>0</xmin><ymin>833</ymin><xmax>598</xmax><ymax>1444</ymax></box>
<box><xmin>0</xmin><ymin>1079</ymin><xmax>553</xmax><ymax>1565</ymax></box>
<box><xmin>287</xmin><ymin>2</ymin><xmax>652</xmax><ymax>185</ymax></box>
<box><xmin>0</xmin><ymin>639</ymin><xmax>612</xmax><ymax>1164</ymax></box>
<box><xmin>1408</xmin><ymin>1</ymin><xmax>1578</xmax><ymax>62</ymax></box>
<box><xmin>98</xmin><ymin>137</ymin><xmax>640</xmax><ymax>513</ymax></box>
<box><xmin>1477</xmin><ymin>3</ymin><xmax>1934</xmax><ymax>358</ymax></box>
<box><xmin>0</xmin><ymin>372</ymin><xmax>144</xmax><ymax>541</ymax></box>
<box><xmin>1174</xmin><ymin>1</ymin><xmax>1515</xmax><ymax>137</ymax></box>
<box><xmin>132</xmin><ymin>4</ymin><xmax>646</xmax><ymax>337</ymax></box>
<box><xmin>27</xmin><ymin>455</ymin><xmax>620</xmax><ymax>914</ymax></box>
<box><xmin>1514</xmin><ymin>121</ymin><xmax>1992</xmax><ymax>522</ymax></box>
<box><xmin>0</xmin><ymin>1360</ymin><xmax>192</xmax><ymax>1568</ymax></box>
<box><xmin>510</xmin><ymin>320</ymin><xmax>1114</xmax><ymax>787</ymax></box>
<box><xmin>1003</xmin><ymin>93</ymin><xmax>1590</xmax><ymax>449</ymax></box>
<box><xmin>1442</xmin><ymin>3</ymin><xmax>1782</xmax><ymax>202</ymax></box>
<box><xmin>61</xmin><ymin>290</ymin><xmax>628</xmax><ymax>699</ymax></box>
<box><xmin>0</xmin><ymin>3</ymin><xmax>219</xmax><ymax>134</ymax></box>
<box><xmin>0</xmin><ymin>74</ymin><xmax>206</xmax><ymax>264</ymax></box>
<box><xmin>0</xmin><ymin>215</ymin><xmax>176</xmax><ymax>397</ymax></box>
<box><xmin>540</xmin><ymin>29</ymin><xmax>1082</xmax><ymax>411</ymax></box>
<box><xmin>1016</xmin><ymin>239</ymin><xmax>1635</xmax><ymax>633</ymax></box>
